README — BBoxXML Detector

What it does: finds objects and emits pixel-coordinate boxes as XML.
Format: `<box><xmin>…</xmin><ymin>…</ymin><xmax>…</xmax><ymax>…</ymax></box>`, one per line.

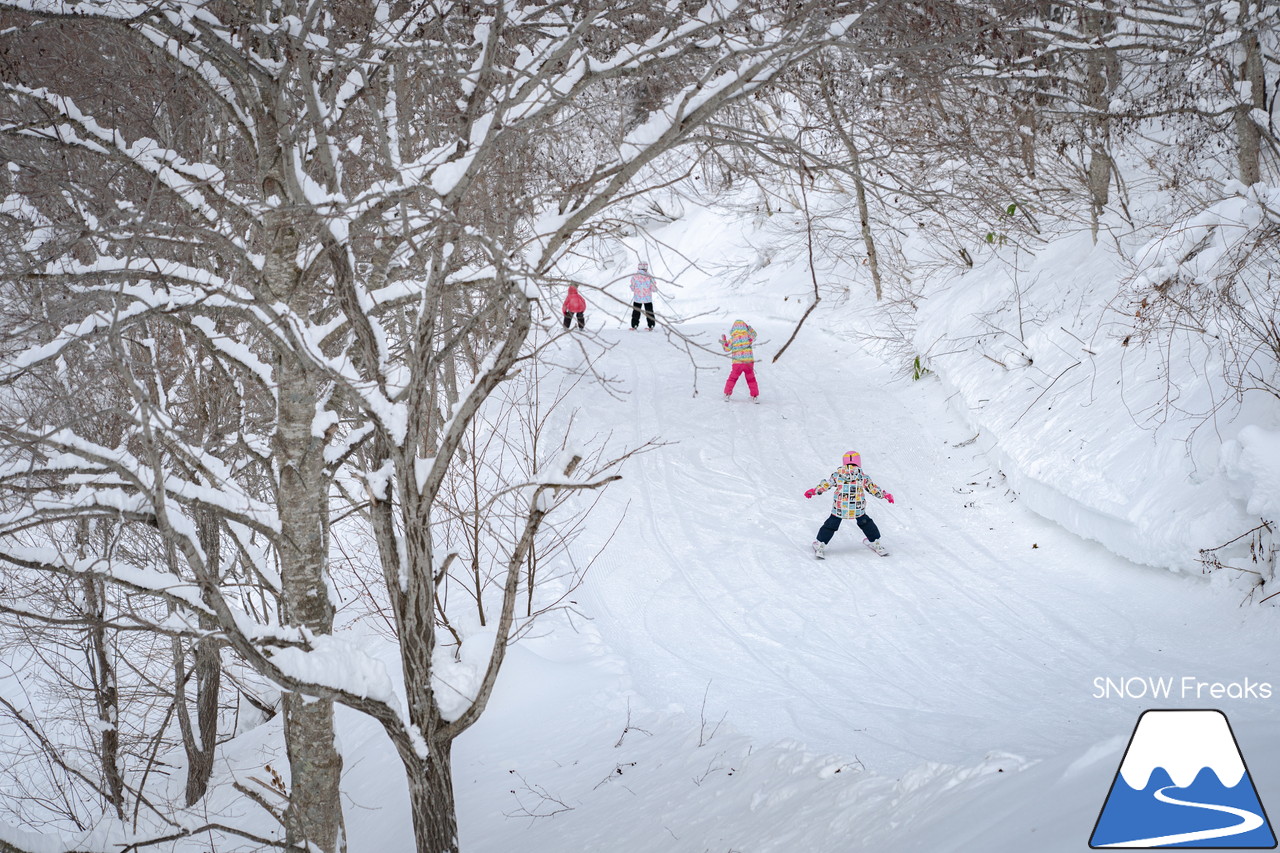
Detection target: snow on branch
<box><xmin>2</xmin><ymin>83</ymin><xmax>257</xmax><ymax>248</ymax></box>
<box><xmin>0</xmin><ymin>545</ymin><xmax>216</xmax><ymax>621</ymax></box>
<box><xmin>0</xmin><ymin>424</ymin><xmax>281</xmax><ymax>536</ymax></box>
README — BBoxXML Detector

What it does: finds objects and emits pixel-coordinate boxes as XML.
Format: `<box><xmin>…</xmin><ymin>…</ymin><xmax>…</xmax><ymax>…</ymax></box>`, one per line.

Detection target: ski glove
<box><xmin>804</xmin><ymin>489</ymin><xmax>816</xmax><ymax>499</ymax></box>
<box><xmin>885</xmin><ymin>492</ymin><xmax>895</xmax><ymax>504</ymax></box>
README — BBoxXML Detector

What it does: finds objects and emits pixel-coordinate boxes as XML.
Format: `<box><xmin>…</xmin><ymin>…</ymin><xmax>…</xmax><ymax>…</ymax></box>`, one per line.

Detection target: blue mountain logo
<box><xmin>1091</xmin><ymin>709</ymin><xmax>1276</xmax><ymax>848</ymax></box>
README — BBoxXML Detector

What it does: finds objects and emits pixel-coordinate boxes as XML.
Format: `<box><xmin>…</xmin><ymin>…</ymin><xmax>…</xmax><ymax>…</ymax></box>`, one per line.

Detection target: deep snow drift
<box><xmin>915</xmin><ymin>191</ymin><xmax>1280</xmax><ymax>577</ymax></box>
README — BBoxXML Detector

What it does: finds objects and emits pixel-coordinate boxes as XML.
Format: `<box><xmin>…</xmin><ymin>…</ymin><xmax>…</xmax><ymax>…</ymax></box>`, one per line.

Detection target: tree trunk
<box><xmin>1019</xmin><ymin>107</ymin><xmax>1038</xmax><ymax>179</ymax></box>
<box><xmin>1087</xmin><ymin>148</ymin><xmax>1112</xmax><ymax>224</ymax></box>
<box><xmin>184</xmin><ymin>633</ymin><xmax>221</xmax><ymax>805</ymax></box>
<box><xmin>1234</xmin><ymin>0</ymin><xmax>1265</xmax><ymax>186</ymax></box>
<box><xmin>818</xmin><ymin>73</ymin><xmax>881</xmax><ymax>299</ymax></box>
<box><xmin>282</xmin><ymin>695</ymin><xmax>344</xmax><ymax>849</ymax></box>
<box><xmin>82</xmin><ymin>573</ymin><xmax>125</xmax><ymax>820</ymax></box>
<box><xmin>849</xmin><ymin>143</ymin><xmax>882</xmax><ymax>301</ymax></box>
<box><xmin>269</xmin><ymin>209</ymin><xmax>346</xmax><ymax>852</ymax></box>
<box><xmin>1082</xmin><ymin>4</ymin><xmax>1118</xmax><ymax>242</ymax></box>
<box><xmin>407</xmin><ymin>742</ymin><xmax>458</xmax><ymax>853</ymax></box>
<box><xmin>179</xmin><ymin>514</ymin><xmax>222</xmax><ymax>805</ymax></box>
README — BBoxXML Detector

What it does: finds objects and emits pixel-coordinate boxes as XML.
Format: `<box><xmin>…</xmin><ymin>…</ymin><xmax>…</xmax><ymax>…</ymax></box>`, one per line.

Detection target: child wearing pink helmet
<box><xmin>804</xmin><ymin>451</ymin><xmax>895</xmax><ymax>558</ymax></box>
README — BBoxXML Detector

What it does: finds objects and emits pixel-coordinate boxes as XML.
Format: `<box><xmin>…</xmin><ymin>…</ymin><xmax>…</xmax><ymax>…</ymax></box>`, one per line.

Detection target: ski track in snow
<box><xmin>574</xmin><ymin>321</ymin><xmax>1278</xmax><ymax>775</ymax></box>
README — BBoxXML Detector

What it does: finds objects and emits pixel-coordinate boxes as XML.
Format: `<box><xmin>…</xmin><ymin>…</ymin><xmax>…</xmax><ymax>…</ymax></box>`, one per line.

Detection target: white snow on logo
<box><xmin>1118</xmin><ymin>710</ymin><xmax>1246</xmax><ymax>790</ymax></box>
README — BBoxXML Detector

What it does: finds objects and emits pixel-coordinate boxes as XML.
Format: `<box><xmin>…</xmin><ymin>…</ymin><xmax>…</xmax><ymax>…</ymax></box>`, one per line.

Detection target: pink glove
<box><xmin>804</xmin><ymin>489</ymin><xmax>816</xmax><ymax>499</ymax></box>
<box><xmin>885</xmin><ymin>492</ymin><xmax>895</xmax><ymax>504</ymax></box>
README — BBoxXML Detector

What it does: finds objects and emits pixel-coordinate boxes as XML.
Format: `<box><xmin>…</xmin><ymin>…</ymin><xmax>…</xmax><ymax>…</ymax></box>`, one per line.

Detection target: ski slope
<box><xmin>577</xmin><ymin>318</ymin><xmax>1278</xmax><ymax>772</ymax></box>
<box><xmin>440</xmin><ymin>309</ymin><xmax>1280</xmax><ymax>852</ymax></box>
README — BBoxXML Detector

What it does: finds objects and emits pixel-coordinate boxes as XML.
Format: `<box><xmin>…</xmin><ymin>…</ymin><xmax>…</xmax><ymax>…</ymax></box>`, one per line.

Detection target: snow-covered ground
<box><xmin>407</xmin><ymin>197</ymin><xmax>1280</xmax><ymax>851</ymax></box>
<box><xmin>424</xmin><ymin>304</ymin><xmax>1279</xmax><ymax>851</ymax></box>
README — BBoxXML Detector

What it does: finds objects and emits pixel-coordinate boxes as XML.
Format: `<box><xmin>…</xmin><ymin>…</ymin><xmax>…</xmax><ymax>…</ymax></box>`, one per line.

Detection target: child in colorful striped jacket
<box><xmin>804</xmin><ymin>451</ymin><xmax>895</xmax><ymax>558</ymax></box>
<box><xmin>720</xmin><ymin>319</ymin><xmax>759</xmax><ymax>402</ymax></box>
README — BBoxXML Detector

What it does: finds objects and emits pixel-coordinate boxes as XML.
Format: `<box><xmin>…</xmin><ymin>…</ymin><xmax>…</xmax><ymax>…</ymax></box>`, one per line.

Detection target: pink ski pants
<box><xmin>724</xmin><ymin>362</ymin><xmax>759</xmax><ymax>397</ymax></box>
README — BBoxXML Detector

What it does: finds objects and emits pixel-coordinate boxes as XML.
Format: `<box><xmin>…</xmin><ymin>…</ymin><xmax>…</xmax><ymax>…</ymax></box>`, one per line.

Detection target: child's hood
<box><xmin>730</xmin><ymin>319</ymin><xmax>752</xmax><ymax>337</ymax></box>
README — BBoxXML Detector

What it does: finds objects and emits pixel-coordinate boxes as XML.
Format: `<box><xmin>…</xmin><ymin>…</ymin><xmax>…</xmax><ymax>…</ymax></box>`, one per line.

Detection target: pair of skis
<box><xmin>813</xmin><ymin>539</ymin><xmax>890</xmax><ymax>559</ymax></box>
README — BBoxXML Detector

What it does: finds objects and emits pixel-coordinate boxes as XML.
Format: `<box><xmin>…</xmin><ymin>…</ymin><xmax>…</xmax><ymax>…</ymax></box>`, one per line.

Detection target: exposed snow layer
<box><xmin>914</xmin><ymin>224</ymin><xmax>1273</xmax><ymax>573</ymax></box>
<box><xmin>1222</xmin><ymin>426</ymin><xmax>1280</xmax><ymax>518</ymax></box>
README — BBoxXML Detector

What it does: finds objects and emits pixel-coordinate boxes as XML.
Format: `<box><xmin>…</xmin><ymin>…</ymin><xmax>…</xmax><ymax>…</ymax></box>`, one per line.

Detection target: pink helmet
<box><xmin>842</xmin><ymin>451</ymin><xmax>861</xmax><ymax>467</ymax></box>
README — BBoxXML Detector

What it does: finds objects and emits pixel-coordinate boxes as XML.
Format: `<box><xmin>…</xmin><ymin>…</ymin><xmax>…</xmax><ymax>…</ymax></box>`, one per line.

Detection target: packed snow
<box><xmin>181</xmin><ymin>196</ymin><xmax>1277</xmax><ymax>852</ymax></box>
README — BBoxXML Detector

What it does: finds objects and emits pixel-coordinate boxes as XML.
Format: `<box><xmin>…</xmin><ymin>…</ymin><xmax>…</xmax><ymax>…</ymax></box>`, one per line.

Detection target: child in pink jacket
<box><xmin>720</xmin><ymin>319</ymin><xmax>759</xmax><ymax>402</ymax></box>
<box><xmin>804</xmin><ymin>451</ymin><xmax>894</xmax><ymax>558</ymax></box>
<box><xmin>563</xmin><ymin>285</ymin><xmax>586</xmax><ymax>330</ymax></box>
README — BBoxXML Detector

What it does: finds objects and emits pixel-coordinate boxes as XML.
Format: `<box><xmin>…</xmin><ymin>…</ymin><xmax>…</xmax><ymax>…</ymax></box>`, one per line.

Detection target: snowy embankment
<box><xmin>914</xmin><ymin>189</ymin><xmax>1280</xmax><ymax>577</ymax></box>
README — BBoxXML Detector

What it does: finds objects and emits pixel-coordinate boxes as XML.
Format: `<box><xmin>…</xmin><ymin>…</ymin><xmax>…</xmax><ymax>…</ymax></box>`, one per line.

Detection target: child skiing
<box><xmin>720</xmin><ymin>319</ymin><xmax>759</xmax><ymax>402</ymax></box>
<box><xmin>804</xmin><ymin>451</ymin><xmax>895</xmax><ymax>558</ymax></box>
<box><xmin>563</xmin><ymin>285</ymin><xmax>586</xmax><ymax>330</ymax></box>
<box><xmin>629</xmin><ymin>261</ymin><xmax>657</xmax><ymax>330</ymax></box>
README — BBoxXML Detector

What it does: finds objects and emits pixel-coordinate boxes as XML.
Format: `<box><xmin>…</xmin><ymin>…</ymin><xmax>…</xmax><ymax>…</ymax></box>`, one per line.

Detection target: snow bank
<box><xmin>1222</xmin><ymin>426</ymin><xmax>1280</xmax><ymax>518</ymax></box>
<box><xmin>915</xmin><ymin>219</ymin><xmax>1275</xmax><ymax>574</ymax></box>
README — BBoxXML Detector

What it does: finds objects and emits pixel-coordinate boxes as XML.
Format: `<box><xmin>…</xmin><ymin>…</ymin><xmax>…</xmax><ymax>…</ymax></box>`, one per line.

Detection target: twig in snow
<box><xmin>614</xmin><ymin>699</ymin><xmax>653</xmax><ymax>748</ymax></box>
<box><xmin>692</xmin><ymin>751</ymin><xmax>734</xmax><ymax>786</ymax></box>
<box><xmin>698</xmin><ymin>682</ymin><xmax>726</xmax><ymax>747</ymax></box>
<box><xmin>592</xmin><ymin>762</ymin><xmax>638</xmax><ymax>791</ymax></box>
<box><xmin>504</xmin><ymin>771</ymin><xmax>575</xmax><ymax>822</ymax></box>
<box><xmin>1009</xmin><ymin>362</ymin><xmax>1081</xmax><ymax>429</ymax></box>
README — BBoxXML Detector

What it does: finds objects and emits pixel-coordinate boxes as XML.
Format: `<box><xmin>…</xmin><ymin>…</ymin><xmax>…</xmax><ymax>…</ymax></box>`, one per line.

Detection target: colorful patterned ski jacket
<box><xmin>811</xmin><ymin>465</ymin><xmax>887</xmax><ymax>519</ymax></box>
<box><xmin>629</xmin><ymin>271</ymin><xmax>655</xmax><ymax>303</ymax></box>
<box><xmin>720</xmin><ymin>320</ymin><xmax>756</xmax><ymax>363</ymax></box>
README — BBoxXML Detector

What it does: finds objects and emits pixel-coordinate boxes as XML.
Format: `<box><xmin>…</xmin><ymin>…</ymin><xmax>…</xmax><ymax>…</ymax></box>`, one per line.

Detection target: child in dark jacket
<box><xmin>563</xmin><ymin>285</ymin><xmax>586</xmax><ymax>329</ymax></box>
<box><xmin>804</xmin><ymin>451</ymin><xmax>895</xmax><ymax>558</ymax></box>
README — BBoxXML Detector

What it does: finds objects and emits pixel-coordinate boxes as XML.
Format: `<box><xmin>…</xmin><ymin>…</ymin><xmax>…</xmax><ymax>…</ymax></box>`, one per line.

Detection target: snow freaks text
<box><xmin>1092</xmin><ymin>677</ymin><xmax>1273</xmax><ymax>701</ymax></box>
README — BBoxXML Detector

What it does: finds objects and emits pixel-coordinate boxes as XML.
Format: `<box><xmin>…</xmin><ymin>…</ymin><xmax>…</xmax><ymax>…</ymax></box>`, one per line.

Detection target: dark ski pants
<box><xmin>631</xmin><ymin>301</ymin><xmax>656</xmax><ymax>329</ymax></box>
<box><xmin>563</xmin><ymin>311</ymin><xmax>584</xmax><ymax>329</ymax></box>
<box><xmin>815</xmin><ymin>513</ymin><xmax>880</xmax><ymax>544</ymax></box>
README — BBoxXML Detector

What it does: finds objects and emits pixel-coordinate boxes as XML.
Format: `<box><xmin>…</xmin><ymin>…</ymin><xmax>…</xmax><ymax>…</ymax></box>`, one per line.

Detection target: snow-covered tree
<box><xmin>0</xmin><ymin>1</ymin><xmax>859</xmax><ymax>850</ymax></box>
